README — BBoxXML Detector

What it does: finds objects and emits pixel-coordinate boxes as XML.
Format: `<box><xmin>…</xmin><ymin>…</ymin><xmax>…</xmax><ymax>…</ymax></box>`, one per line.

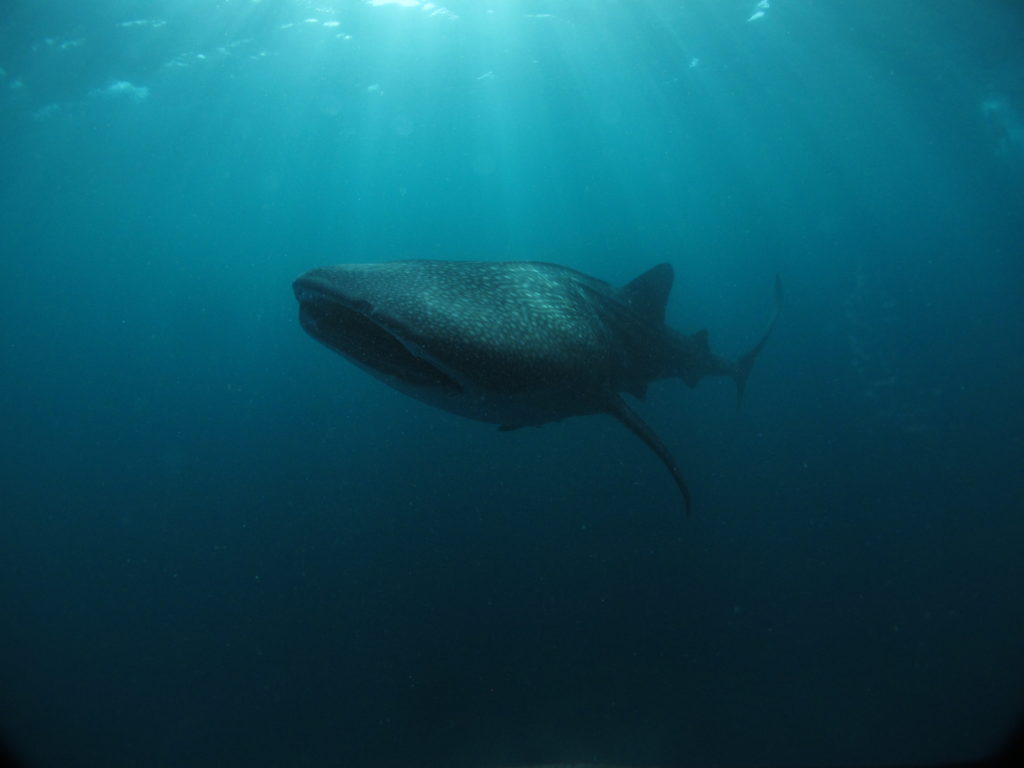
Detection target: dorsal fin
<box><xmin>621</xmin><ymin>263</ymin><xmax>674</xmax><ymax>325</ymax></box>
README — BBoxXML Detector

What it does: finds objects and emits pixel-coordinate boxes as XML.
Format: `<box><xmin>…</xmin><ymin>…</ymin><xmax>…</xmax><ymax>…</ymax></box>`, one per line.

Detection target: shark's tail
<box><xmin>673</xmin><ymin>275</ymin><xmax>782</xmax><ymax>407</ymax></box>
<box><xmin>734</xmin><ymin>275</ymin><xmax>783</xmax><ymax>408</ymax></box>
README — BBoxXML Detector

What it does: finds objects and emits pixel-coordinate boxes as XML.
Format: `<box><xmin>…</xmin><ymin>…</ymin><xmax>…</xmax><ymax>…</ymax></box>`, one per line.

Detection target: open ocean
<box><xmin>2</xmin><ymin>1</ymin><xmax>1023</xmax><ymax>766</ymax></box>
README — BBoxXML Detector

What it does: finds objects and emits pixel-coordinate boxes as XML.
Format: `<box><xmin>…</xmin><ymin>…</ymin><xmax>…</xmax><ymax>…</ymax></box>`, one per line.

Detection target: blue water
<box><xmin>2</xmin><ymin>1</ymin><xmax>1023</xmax><ymax>766</ymax></box>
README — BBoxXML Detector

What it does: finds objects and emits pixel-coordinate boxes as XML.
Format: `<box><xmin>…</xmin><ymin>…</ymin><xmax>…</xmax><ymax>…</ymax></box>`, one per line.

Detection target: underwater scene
<box><xmin>1</xmin><ymin>1</ymin><xmax>1023</xmax><ymax>766</ymax></box>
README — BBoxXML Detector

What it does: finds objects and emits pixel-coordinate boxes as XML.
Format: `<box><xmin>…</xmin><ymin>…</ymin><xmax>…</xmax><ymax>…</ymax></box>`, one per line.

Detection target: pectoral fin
<box><xmin>607</xmin><ymin>394</ymin><xmax>691</xmax><ymax>516</ymax></box>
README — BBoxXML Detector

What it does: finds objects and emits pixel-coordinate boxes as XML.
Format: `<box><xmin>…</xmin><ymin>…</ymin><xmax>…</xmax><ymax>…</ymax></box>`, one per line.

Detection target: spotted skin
<box><xmin>294</xmin><ymin>260</ymin><xmax>780</xmax><ymax>514</ymax></box>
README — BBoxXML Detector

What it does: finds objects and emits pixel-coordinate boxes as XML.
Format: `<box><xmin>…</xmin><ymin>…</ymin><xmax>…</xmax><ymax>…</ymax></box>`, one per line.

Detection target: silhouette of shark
<box><xmin>294</xmin><ymin>260</ymin><xmax>781</xmax><ymax>514</ymax></box>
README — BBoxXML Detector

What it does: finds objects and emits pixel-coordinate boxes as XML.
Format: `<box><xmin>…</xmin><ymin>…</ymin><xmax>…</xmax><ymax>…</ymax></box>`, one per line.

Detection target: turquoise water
<box><xmin>2</xmin><ymin>2</ymin><xmax>1023</xmax><ymax>766</ymax></box>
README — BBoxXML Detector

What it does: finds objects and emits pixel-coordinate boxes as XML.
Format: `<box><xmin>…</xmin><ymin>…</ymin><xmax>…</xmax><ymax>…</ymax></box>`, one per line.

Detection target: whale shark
<box><xmin>293</xmin><ymin>260</ymin><xmax>781</xmax><ymax>514</ymax></box>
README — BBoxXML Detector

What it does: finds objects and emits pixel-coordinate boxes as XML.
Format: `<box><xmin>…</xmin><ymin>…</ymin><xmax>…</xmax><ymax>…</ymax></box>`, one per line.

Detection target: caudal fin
<box><xmin>735</xmin><ymin>275</ymin><xmax>783</xmax><ymax>408</ymax></box>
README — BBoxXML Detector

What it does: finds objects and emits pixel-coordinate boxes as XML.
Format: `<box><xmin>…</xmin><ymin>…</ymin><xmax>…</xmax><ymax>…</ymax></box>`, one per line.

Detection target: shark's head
<box><xmin>293</xmin><ymin>265</ymin><xmax>461</xmax><ymax>393</ymax></box>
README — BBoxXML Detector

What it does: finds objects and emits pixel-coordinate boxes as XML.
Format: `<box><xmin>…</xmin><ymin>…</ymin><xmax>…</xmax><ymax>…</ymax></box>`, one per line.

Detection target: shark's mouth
<box><xmin>296</xmin><ymin>290</ymin><xmax>462</xmax><ymax>393</ymax></box>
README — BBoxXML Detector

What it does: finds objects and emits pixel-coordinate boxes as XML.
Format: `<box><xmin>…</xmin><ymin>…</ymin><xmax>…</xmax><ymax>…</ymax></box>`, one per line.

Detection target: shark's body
<box><xmin>293</xmin><ymin>260</ymin><xmax>781</xmax><ymax>513</ymax></box>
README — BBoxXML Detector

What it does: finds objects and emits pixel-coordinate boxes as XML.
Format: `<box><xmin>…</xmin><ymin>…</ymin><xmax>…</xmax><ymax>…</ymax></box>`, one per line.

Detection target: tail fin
<box><xmin>734</xmin><ymin>275</ymin><xmax>783</xmax><ymax>408</ymax></box>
